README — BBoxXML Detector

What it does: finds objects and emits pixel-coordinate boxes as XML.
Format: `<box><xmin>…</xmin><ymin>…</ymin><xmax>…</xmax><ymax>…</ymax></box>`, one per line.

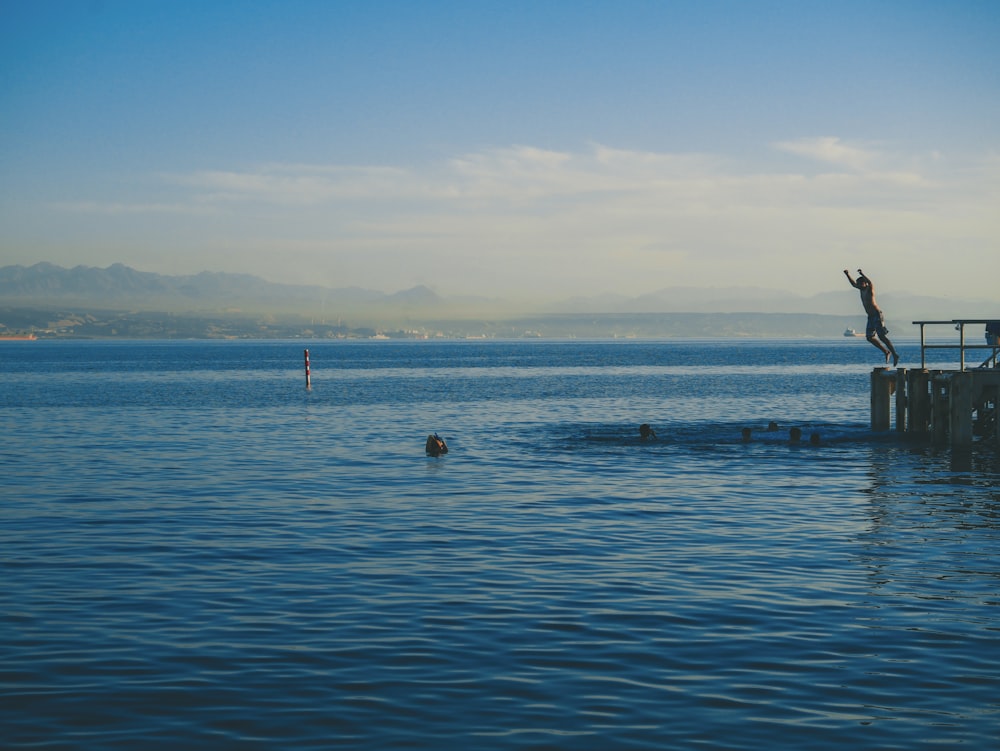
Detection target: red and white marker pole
<box><xmin>304</xmin><ymin>349</ymin><xmax>311</xmax><ymax>390</ymax></box>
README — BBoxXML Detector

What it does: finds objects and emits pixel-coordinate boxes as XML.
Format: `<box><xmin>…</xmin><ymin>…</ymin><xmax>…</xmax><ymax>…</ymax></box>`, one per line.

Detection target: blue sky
<box><xmin>1</xmin><ymin>0</ymin><xmax>998</xmax><ymax>303</ymax></box>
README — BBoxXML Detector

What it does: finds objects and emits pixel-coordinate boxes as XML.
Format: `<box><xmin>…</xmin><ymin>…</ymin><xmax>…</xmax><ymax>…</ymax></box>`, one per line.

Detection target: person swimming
<box><xmin>639</xmin><ymin>423</ymin><xmax>657</xmax><ymax>441</ymax></box>
<box><xmin>425</xmin><ymin>433</ymin><xmax>448</xmax><ymax>456</ymax></box>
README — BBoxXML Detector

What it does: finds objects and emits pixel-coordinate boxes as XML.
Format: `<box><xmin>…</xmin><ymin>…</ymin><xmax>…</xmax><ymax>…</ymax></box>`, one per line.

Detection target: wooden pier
<box><xmin>870</xmin><ymin>319</ymin><xmax>1000</xmax><ymax>447</ymax></box>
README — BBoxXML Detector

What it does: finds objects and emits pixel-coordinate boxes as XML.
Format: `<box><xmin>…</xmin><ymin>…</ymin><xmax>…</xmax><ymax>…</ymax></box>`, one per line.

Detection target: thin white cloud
<box><xmin>773</xmin><ymin>136</ymin><xmax>878</xmax><ymax>171</ymax></box>
<box><xmin>170</xmin><ymin>164</ymin><xmax>413</xmax><ymax>204</ymax></box>
<box><xmin>53</xmin><ymin>201</ymin><xmax>215</xmax><ymax>215</ymax></box>
<box><xmin>46</xmin><ymin>141</ymin><xmax>1000</xmax><ymax>299</ymax></box>
<box><xmin>63</xmin><ymin>140</ymin><xmax>950</xmax><ymax>214</ymax></box>
<box><xmin>146</xmin><ymin>145</ymin><xmax>730</xmax><ymax>209</ymax></box>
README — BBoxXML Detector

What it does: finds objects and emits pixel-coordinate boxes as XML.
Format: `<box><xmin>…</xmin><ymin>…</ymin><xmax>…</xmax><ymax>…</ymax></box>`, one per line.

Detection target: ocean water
<box><xmin>1</xmin><ymin>339</ymin><xmax>998</xmax><ymax>750</ymax></box>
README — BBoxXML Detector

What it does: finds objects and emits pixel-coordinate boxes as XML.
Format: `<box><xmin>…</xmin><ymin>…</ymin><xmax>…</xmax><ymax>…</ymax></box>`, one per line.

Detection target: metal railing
<box><xmin>913</xmin><ymin>319</ymin><xmax>1000</xmax><ymax>371</ymax></box>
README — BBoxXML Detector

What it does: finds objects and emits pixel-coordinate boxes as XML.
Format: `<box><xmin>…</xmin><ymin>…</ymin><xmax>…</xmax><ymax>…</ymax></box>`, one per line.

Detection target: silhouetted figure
<box><xmin>766</xmin><ymin>421</ymin><xmax>779</xmax><ymax>432</ymax></box>
<box><xmin>844</xmin><ymin>268</ymin><xmax>900</xmax><ymax>366</ymax></box>
<box><xmin>986</xmin><ymin>322</ymin><xmax>1000</xmax><ymax>368</ymax></box>
<box><xmin>809</xmin><ymin>432</ymin><xmax>821</xmax><ymax>446</ymax></box>
<box><xmin>639</xmin><ymin>423</ymin><xmax>657</xmax><ymax>441</ymax></box>
<box><xmin>986</xmin><ymin>322</ymin><xmax>1000</xmax><ymax>346</ymax></box>
<box><xmin>425</xmin><ymin>433</ymin><xmax>448</xmax><ymax>456</ymax></box>
<box><xmin>741</xmin><ymin>427</ymin><xmax>752</xmax><ymax>442</ymax></box>
<box><xmin>789</xmin><ymin>427</ymin><xmax>802</xmax><ymax>444</ymax></box>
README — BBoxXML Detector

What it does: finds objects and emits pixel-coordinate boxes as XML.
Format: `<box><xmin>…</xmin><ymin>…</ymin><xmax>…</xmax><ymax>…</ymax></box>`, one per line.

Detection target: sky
<box><xmin>1</xmin><ymin>0</ymin><xmax>998</xmax><ymax>304</ymax></box>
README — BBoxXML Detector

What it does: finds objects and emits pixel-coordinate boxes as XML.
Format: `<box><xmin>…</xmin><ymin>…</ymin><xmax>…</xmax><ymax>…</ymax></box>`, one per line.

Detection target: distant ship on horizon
<box><xmin>843</xmin><ymin>327</ymin><xmax>863</xmax><ymax>337</ymax></box>
<box><xmin>0</xmin><ymin>332</ymin><xmax>37</xmax><ymax>341</ymax></box>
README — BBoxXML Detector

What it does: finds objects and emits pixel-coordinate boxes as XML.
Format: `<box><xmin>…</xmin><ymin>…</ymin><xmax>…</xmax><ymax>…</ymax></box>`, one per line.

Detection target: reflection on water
<box><xmin>857</xmin><ymin>446</ymin><xmax>1000</xmax><ymax>732</ymax></box>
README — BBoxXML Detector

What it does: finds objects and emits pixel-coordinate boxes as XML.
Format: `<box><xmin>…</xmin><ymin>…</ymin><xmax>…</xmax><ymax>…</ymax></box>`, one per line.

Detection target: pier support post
<box><xmin>991</xmin><ymin>386</ymin><xmax>1000</xmax><ymax>449</ymax></box>
<box><xmin>871</xmin><ymin>368</ymin><xmax>891</xmax><ymax>432</ymax></box>
<box><xmin>950</xmin><ymin>373</ymin><xmax>973</xmax><ymax>446</ymax></box>
<box><xmin>990</xmin><ymin>382</ymin><xmax>1000</xmax><ymax>448</ymax></box>
<box><xmin>894</xmin><ymin>368</ymin><xmax>908</xmax><ymax>433</ymax></box>
<box><xmin>304</xmin><ymin>349</ymin><xmax>312</xmax><ymax>390</ymax></box>
<box><xmin>907</xmin><ymin>370</ymin><xmax>932</xmax><ymax>434</ymax></box>
<box><xmin>931</xmin><ymin>375</ymin><xmax>950</xmax><ymax>445</ymax></box>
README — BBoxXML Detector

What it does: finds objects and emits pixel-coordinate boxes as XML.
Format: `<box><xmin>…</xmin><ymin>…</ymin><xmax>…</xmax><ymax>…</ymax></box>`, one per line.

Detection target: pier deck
<box><xmin>870</xmin><ymin>319</ymin><xmax>1000</xmax><ymax>447</ymax></box>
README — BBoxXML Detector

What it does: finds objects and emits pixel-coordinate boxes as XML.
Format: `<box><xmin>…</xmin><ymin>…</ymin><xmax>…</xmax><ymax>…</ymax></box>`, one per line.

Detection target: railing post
<box><xmin>959</xmin><ymin>323</ymin><xmax>966</xmax><ymax>371</ymax></box>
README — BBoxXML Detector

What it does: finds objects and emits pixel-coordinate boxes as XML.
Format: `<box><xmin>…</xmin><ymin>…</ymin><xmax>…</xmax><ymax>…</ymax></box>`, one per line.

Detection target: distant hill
<box><xmin>1</xmin><ymin>263</ymin><xmax>994</xmax><ymax>328</ymax></box>
<box><xmin>0</xmin><ymin>262</ymin><xmax>427</xmax><ymax>316</ymax></box>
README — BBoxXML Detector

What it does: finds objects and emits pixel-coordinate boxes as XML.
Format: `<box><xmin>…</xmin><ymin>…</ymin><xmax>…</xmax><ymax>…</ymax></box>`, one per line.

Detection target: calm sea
<box><xmin>2</xmin><ymin>339</ymin><xmax>998</xmax><ymax>750</ymax></box>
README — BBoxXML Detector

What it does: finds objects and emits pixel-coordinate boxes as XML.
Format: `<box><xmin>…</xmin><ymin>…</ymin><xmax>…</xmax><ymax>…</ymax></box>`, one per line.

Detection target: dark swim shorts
<box><xmin>866</xmin><ymin>311</ymin><xmax>888</xmax><ymax>338</ymax></box>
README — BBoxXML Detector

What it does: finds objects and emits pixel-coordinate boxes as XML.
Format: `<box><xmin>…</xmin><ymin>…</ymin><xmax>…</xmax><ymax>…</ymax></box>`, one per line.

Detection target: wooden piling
<box><xmin>992</xmin><ymin>388</ymin><xmax>1000</xmax><ymax>450</ymax></box>
<box><xmin>906</xmin><ymin>370</ymin><xmax>933</xmax><ymax>434</ymax></box>
<box><xmin>894</xmin><ymin>368</ymin><xmax>907</xmax><ymax>433</ymax></box>
<box><xmin>931</xmin><ymin>374</ymin><xmax>950</xmax><ymax>445</ymax></box>
<box><xmin>989</xmin><ymin>384</ymin><xmax>1000</xmax><ymax>449</ymax></box>
<box><xmin>871</xmin><ymin>368</ymin><xmax>891</xmax><ymax>432</ymax></box>
<box><xmin>950</xmin><ymin>373</ymin><xmax>974</xmax><ymax>447</ymax></box>
<box><xmin>304</xmin><ymin>348</ymin><xmax>311</xmax><ymax>390</ymax></box>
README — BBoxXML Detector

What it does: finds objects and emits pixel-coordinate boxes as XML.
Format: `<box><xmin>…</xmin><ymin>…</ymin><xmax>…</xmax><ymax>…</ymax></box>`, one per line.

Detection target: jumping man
<box><xmin>844</xmin><ymin>268</ymin><xmax>899</xmax><ymax>367</ymax></box>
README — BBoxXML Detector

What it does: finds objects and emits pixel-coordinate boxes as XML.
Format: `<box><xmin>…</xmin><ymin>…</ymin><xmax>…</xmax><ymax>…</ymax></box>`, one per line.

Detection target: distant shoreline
<box><xmin>1</xmin><ymin>305</ymin><xmax>881</xmax><ymax>341</ymax></box>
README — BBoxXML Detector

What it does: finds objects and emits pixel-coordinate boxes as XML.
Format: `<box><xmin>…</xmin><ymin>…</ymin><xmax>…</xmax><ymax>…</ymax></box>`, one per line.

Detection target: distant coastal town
<box><xmin>0</xmin><ymin>306</ymin><xmax>869</xmax><ymax>341</ymax></box>
<box><xmin>0</xmin><ymin>308</ymin><xmax>453</xmax><ymax>340</ymax></box>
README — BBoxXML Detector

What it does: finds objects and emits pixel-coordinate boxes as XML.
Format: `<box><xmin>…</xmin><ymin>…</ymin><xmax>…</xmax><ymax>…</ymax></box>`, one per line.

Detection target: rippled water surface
<box><xmin>2</xmin><ymin>340</ymin><xmax>999</xmax><ymax>749</ymax></box>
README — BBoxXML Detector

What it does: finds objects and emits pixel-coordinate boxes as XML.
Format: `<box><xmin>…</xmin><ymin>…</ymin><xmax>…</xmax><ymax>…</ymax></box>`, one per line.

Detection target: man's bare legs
<box><xmin>869</xmin><ymin>333</ymin><xmax>899</xmax><ymax>366</ymax></box>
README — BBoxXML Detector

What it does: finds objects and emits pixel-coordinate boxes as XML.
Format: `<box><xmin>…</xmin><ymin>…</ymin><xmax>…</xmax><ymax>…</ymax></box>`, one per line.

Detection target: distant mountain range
<box><xmin>0</xmin><ymin>262</ymin><xmax>406</xmax><ymax>313</ymax></box>
<box><xmin>1</xmin><ymin>262</ymin><xmax>994</xmax><ymax>328</ymax></box>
